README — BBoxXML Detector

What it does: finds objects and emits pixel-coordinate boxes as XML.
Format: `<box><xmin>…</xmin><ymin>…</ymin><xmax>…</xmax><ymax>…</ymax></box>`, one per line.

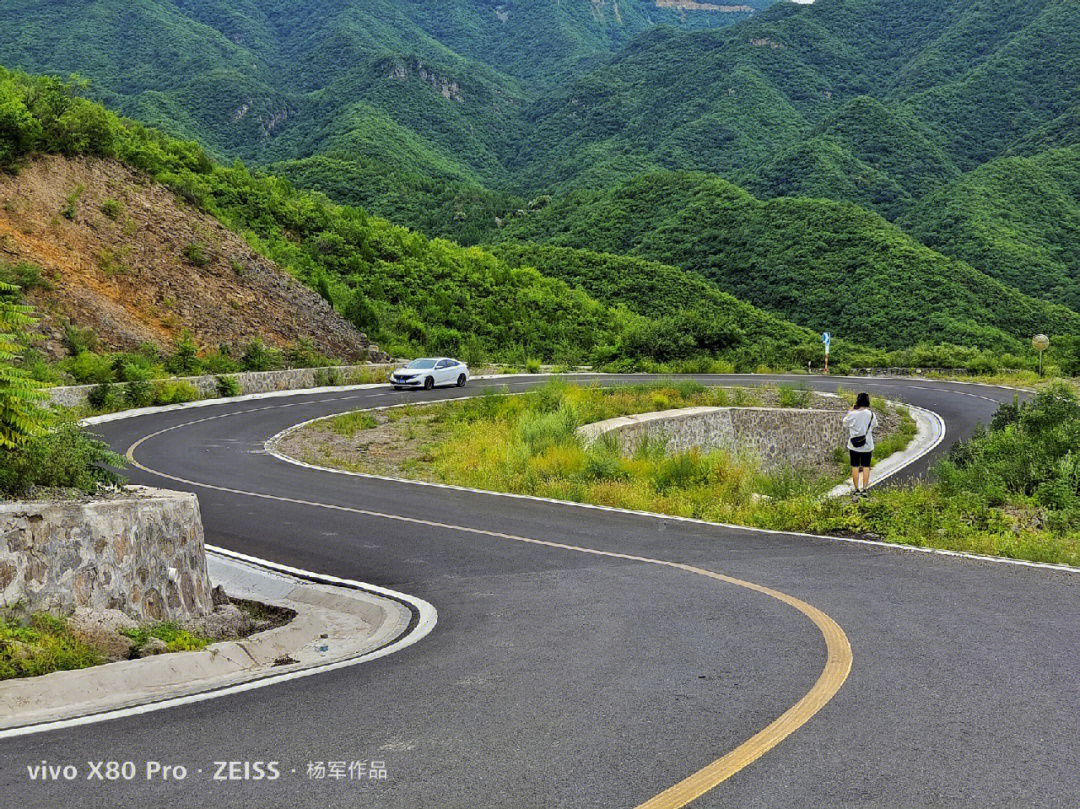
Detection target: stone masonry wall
<box><xmin>0</xmin><ymin>487</ymin><xmax>213</xmax><ymax>621</ymax></box>
<box><xmin>578</xmin><ymin>407</ymin><xmax>848</xmax><ymax>471</ymax></box>
<box><xmin>46</xmin><ymin>363</ymin><xmax>396</xmax><ymax>409</ymax></box>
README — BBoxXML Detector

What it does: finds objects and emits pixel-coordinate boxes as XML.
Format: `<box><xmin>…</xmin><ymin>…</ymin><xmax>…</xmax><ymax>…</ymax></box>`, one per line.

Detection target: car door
<box><xmin>435</xmin><ymin>359</ymin><xmax>453</xmax><ymax>385</ymax></box>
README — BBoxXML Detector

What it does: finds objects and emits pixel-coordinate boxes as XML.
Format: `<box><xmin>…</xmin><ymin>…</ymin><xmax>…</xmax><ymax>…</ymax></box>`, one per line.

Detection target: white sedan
<box><xmin>390</xmin><ymin>358</ymin><xmax>470</xmax><ymax>391</ymax></box>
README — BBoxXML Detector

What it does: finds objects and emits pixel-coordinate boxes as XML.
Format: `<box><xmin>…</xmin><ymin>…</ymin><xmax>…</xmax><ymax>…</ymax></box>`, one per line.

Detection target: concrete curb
<box><xmin>0</xmin><ymin>546</ymin><xmax>436</xmax><ymax>738</ymax></box>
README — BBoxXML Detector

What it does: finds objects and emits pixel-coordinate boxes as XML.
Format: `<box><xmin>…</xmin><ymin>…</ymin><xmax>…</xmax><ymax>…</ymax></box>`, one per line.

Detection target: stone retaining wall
<box><xmin>0</xmin><ymin>487</ymin><xmax>213</xmax><ymax>621</ymax></box>
<box><xmin>578</xmin><ymin>407</ymin><xmax>848</xmax><ymax>471</ymax></box>
<box><xmin>46</xmin><ymin>364</ymin><xmax>396</xmax><ymax>408</ymax></box>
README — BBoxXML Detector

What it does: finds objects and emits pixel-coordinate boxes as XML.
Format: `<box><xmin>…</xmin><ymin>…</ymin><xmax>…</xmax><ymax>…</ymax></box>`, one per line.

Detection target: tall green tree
<box><xmin>0</xmin><ymin>280</ymin><xmax>49</xmax><ymax>448</ymax></box>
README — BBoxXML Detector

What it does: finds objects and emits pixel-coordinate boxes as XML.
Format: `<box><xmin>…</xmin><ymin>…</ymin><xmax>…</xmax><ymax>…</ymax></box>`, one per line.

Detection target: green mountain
<box><xmin>489</xmin><ymin>243</ymin><xmax>829</xmax><ymax>366</ymax></box>
<box><xmin>511</xmin><ymin>0</ymin><xmax>1080</xmax><ymax>207</ymax></box>
<box><xmin>900</xmin><ymin>147</ymin><xmax>1080</xmax><ymax>313</ymax></box>
<box><xmin>0</xmin><ymin>0</ymin><xmax>772</xmax><ymax>237</ymax></box>
<box><xmin>1</xmin><ymin>0</ymin><xmax>1078</xmax><ymax>366</ymax></box>
<box><xmin>744</xmin><ymin>97</ymin><xmax>961</xmax><ymax>222</ymax></box>
<box><xmin>0</xmin><ymin>67</ymin><xmax>836</xmax><ymax>370</ymax></box>
<box><xmin>493</xmin><ymin>171</ymin><xmax>1080</xmax><ymax>352</ymax></box>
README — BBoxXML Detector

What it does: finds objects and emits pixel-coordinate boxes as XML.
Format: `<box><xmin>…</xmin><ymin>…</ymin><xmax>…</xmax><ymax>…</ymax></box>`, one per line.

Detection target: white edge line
<box><xmin>261</xmin><ymin>395</ymin><xmax>1080</xmax><ymax>577</ymax></box>
<box><xmin>76</xmin><ymin>372</ymin><xmax>604</xmax><ymax>426</ymax></box>
<box><xmin>0</xmin><ymin>546</ymin><xmax>437</xmax><ymax>740</ymax></box>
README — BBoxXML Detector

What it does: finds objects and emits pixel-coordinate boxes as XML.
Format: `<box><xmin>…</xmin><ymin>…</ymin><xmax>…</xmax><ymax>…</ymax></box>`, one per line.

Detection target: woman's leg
<box><xmin>860</xmin><ymin>465</ymin><xmax>871</xmax><ymax>491</ymax></box>
<box><xmin>851</xmin><ymin>466</ymin><xmax>860</xmax><ymax>490</ymax></box>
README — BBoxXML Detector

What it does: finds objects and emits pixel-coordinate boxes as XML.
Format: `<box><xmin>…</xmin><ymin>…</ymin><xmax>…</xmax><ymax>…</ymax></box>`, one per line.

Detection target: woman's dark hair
<box><xmin>855</xmin><ymin>392</ymin><xmax>871</xmax><ymax>409</ymax></box>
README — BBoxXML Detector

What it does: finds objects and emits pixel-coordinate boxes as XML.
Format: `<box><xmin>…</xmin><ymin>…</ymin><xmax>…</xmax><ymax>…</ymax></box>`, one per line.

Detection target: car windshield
<box><xmin>406</xmin><ymin>359</ymin><xmax>437</xmax><ymax>369</ymax></box>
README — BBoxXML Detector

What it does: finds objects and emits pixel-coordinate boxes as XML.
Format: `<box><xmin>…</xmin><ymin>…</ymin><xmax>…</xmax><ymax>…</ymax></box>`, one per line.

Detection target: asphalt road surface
<box><xmin>3</xmin><ymin>374</ymin><xmax>1078</xmax><ymax>808</ymax></box>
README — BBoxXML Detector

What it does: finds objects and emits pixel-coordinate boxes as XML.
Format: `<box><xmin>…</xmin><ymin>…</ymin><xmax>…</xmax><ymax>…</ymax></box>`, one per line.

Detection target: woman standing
<box><xmin>843</xmin><ymin>392</ymin><xmax>878</xmax><ymax>496</ymax></box>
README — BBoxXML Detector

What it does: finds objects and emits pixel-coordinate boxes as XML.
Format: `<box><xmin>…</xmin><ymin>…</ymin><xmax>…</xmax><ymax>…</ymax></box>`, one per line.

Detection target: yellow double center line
<box><xmin>126</xmin><ymin>413</ymin><xmax>852</xmax><ymax>808</ymax></box>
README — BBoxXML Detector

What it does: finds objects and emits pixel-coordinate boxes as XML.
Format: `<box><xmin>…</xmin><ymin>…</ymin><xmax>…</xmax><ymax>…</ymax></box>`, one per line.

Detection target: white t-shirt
<box><xmin>842</xmin><ymin>408</ymin><xmax>878</xmax><ymax>452</ymax></box>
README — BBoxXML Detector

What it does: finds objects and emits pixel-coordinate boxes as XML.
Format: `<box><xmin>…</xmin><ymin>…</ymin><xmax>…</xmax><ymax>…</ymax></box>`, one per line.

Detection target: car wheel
<box><xmin>457</xmin><ymin>374</ymin><xmax>467</xmax><ymax>387</ymax></box>
<box><xmin>424</xmin><ymin>376</ymin><xmax>434</xmax><ymax>390</ymax></box>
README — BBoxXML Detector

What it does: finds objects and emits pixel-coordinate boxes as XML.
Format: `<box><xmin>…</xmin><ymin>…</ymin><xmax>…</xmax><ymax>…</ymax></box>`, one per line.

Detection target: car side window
<box><xmin>436</xmin><ymin>360</ymin><xmax>450</xmax><ymax>369</ymax></box>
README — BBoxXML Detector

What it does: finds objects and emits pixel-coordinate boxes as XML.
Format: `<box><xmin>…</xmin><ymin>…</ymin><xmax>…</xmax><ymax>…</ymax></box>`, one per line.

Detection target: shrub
<box><xmin>0</xmin><ymin>280</ymin><xmax>50</xmax><ymax>448</ymax></box>
<box><xmin>316</xmin><ymin>274</ymin><xmax>333</xmax><ymax>304</ymax></box>
<box><xmin>60</xmin><ymin>184</ymin><xmax>83</xmax><ymax>220</ymax></box>
<box><xmin>241</xmin><ymin>337</ymin><xmax>281</xmax><ymax>372</ymax></box>
<box><xmin>86</xmin><ymin>380</ymin><xmax>116</xmax><ymax>410</ymax></box>
<box><xmin>314</xmin><ymin>367</ymin><xmax>343</xmax><ymax>387</ymax></box>
<box><xmin>0</xmin><ymin>261</ymin><xmax>50</xmax><ymax>293</ymax></box>
<box><xmin>165</xmin><ymin>333</ymin><xmax>201</xmax><ymax>375</ymax></box>
<box><xmin>97</xmin><ymin>247</ymin><xmax>128</xmax><ymax>276</ymax></box>
<box><xmin>344</xmin><ymin>290</ymin><xmax>379</xmax><ymax>335</ymax></box>
<box><xmin>111</xmin><ymin>353</ymin><xmax>156</xmax><ymax>382</ymax></box>
<box><xmin>0</xmin><ymin>419</ymin><xmax>125</xmax><ymax>497</ymax></box>
<box><xmin>286</xmin><ymin>337</ymin><xmax>333</xmax><ymax>369</ymax></box>
<box><xmin>100</xmin><ymin>198</ymin><xmax>122</xmax><ymax>220</ymax></box>
<box><xmin>183</xmin><ymin>242</ymin><xmax>208</xmax><ymax>267</ymax></box>
<box><xmin>62</xmin><ymin>323</ymin><xmax>98</xmax><ymax>356</ymax></box>
<box><xmin>200</xmin><ymin>347</ymin><xmax>239</xmax><ymax>374</ymax></box>
<box><xmin>525</xmin><ymin>358</ymin><xmax>542</xmax><ymax>374</ymax></box>
<box><xmin>123</xmin><ymin>375</ymin><xmax>154</xmax><ymax>408</ymax></box>
<box><xmin>215</xmin><ymin>375</ymin><xmax>241</xmax><ymax>397</ymax></box>
<box><xmin>152</xmin><ymin>380</ymin><xmax>200</xmax><ymax>405</ymax></box>
<box><xmin>65</xmin><ymin>350</ymin><xmax>113</xmax><ymax>384</ymax></box>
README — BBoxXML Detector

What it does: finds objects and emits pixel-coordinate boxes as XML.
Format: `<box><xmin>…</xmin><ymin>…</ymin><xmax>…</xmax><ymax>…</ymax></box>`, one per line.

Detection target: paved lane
<box><xmin>4</xmin><ymin>375</ymin><xmax>1077</xmax><ymax>808</ymax></box>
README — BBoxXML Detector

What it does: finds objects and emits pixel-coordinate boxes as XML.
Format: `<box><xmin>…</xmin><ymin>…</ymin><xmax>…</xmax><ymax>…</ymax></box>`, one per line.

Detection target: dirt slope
<box><xmin>0</xmin><ymin>155</ymin><xmax>380</xmax><ymax>361</ymax></box>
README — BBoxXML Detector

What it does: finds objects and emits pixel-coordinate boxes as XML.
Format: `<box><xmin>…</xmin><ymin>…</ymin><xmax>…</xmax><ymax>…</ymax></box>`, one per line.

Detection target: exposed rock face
<box><xmin>387</xmin><ymin>57</ymin><xmax>465</xmax><ymax>102</ymax></box>
<box><xmin>0</xmin><ymin>487</ymin><xmax>214</xmax><ymax>622</ymax></box>
<box><xmin>578</xmin><ymin>406</ymin><xmax>848</xmax><ymax>471</ymax></box>
<box><xmin>0</xmin><ymin>154</ymin><xmax>378</xmax><ymax>362</ymax></box>
<box><xmin>655</xmin><ymin>0</ymin><xmax>754</xmax><ymax>10</ymax></box>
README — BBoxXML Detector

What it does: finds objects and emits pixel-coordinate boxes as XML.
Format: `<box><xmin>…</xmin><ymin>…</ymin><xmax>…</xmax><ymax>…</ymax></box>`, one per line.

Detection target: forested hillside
<box><xmin>512</xmin><ymin>0</ymin><xmax>1079</xmax><ymax>209</ymax></box>
<box><xmin>489</xmin><ymin>243</ymin><xmax>827</xmax><ymax>367</ymax></box>
<box><xmin>0</xmin><ymin>0</ymin><xmax>1077</xmax><ymax>369</ymax></box>
<box><xmin>900</xmin><ymin>147</ymin><xmax>1080</xmax><ymax>312</ymax></box>
<box><xmin>493</xmin><ymin>172</ymin><xmax>1080</xmax><ymax>352</ymax></box>
<box><xmin>0</xmin><ymin>0</ymin><xmax>771</xmax><ymax>239</ymax></box>
<box><xmin>0</xmin><ymin>69</ymin><xmax>839</xmax><ymax>371</ymax></box>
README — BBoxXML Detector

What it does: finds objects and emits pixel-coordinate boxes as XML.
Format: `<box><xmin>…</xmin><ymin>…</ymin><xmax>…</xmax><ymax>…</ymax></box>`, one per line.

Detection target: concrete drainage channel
<box><xmin>0</xmin><ymin>546</ymin><xmax>436</xmax><ymax>738</ymax></box>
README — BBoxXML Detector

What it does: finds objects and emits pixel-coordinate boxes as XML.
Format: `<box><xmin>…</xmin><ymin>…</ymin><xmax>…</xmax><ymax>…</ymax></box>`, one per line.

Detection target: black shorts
<box><xmin>849</xmin><ymin>449</ymin><xmax>873</xmax><ymax>468</ymax></box>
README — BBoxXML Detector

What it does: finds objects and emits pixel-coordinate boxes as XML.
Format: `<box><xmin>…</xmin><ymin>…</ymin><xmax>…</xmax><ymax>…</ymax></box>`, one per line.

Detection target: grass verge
<box><xmin>278</xmin><ymin>380</ymin><xmax>1080</xmax><ymax>567</ymax></box>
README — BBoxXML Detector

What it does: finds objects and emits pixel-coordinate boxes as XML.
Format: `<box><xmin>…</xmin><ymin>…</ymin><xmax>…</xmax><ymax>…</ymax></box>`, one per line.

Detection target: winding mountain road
<box><xmin>3</xmin><ymin>374</ymin><xmax>1079</xmax><ymax>808</ymax></box>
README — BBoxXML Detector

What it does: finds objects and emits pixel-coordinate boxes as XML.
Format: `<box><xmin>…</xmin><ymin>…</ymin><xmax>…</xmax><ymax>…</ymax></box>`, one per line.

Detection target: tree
<box><xmin>0</xmin><ymin>280</ymin><xmax>50</xmax><ymax>449</ymax></box>
<box><xmin>344</xmin><ymin>290</ymin><xmax>380</xmax><ymax>336</ymax></box>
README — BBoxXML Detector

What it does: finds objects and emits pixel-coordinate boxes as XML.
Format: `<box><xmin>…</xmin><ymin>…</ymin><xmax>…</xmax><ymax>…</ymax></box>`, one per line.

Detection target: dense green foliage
<box><xmin>0</xmin><ymin>280</ymin><xmax>48</xmax><ymax>449</ymax></box>
<box><xmin>0</xmin><ymin>420</ymin><xmax>126</xmax><ymax>498</ymax></box>
<box><xmin>0</xmin><ymin>0</ymin><xmax>767</xmax><ymax>233</ymax></box>
<box><xmin>489</xmin><ymin>243</ymin><xmax>833</xmax><ymax>366</ymax></box>
<box><xmin>0</xmin><ymin>265</ymin><xmax>125</xmax><ymax>496</ymax></box>
<box><xmin>941</xmin><ymin>384</ymin><xmax>1080</xmax><ymax>521</ymax></box>
<box><xmin>494</xmin><ymin>172</ymin><xmax>1080</xmax><ymax>353</ymax></box>
<box><xmin>0</xmin><ymin>68</ymin><xmax>856</xmax><ymax>369</ymax></box>
<box><xmin>0</xmin><ymin>0</ymin><xmax>1077</xmax><ymax>370</ymax></box>
<box><xmin>511</xmin><ymin>0</ymin><xmax>1080</xmax><ymax>199</ymax></box>
<box><xmin>900</xmin><ymin>147</ymin><xmax>1080</xmax><ymax>312</ymax></box>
